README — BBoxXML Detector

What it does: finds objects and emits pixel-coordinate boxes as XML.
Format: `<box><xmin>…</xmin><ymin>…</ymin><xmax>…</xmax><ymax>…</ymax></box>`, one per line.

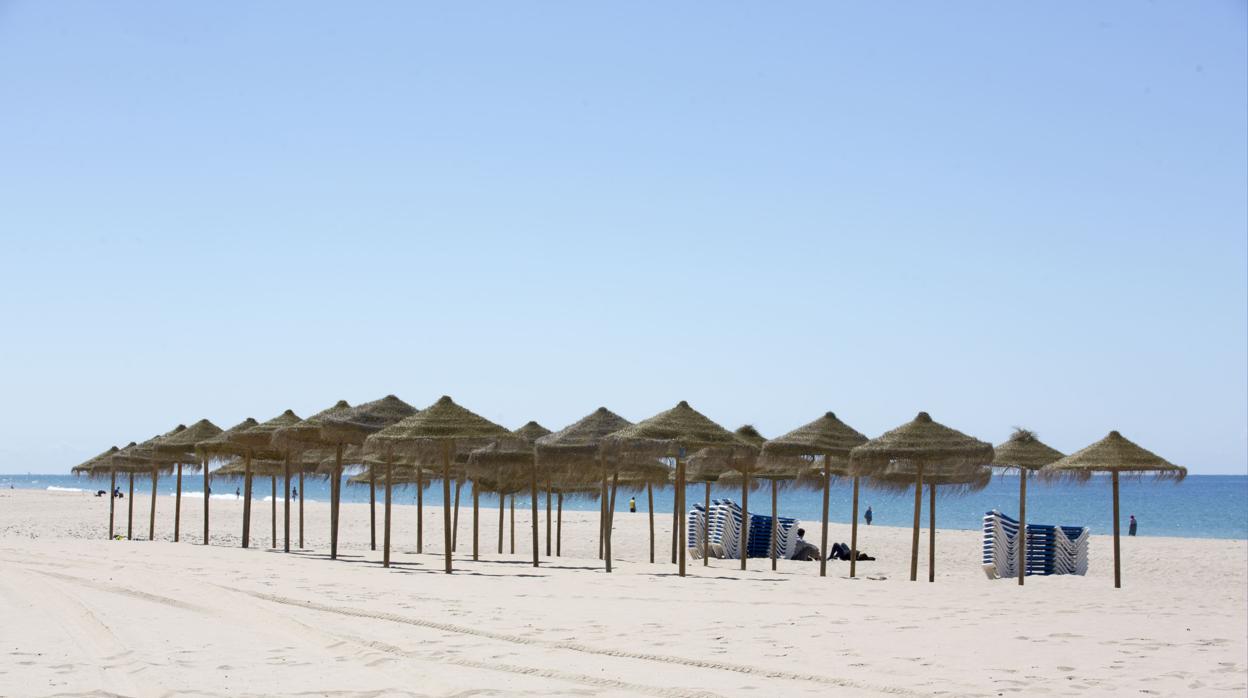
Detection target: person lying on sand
<box><xmin>828</xmin><ymin>542</ymin><xmax>874</xmax><ymax>561</ymax></box>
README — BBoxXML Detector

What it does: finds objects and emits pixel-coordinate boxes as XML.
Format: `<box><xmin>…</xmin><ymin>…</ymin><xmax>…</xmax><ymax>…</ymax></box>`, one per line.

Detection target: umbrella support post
<box><xmin>599</xmin><ymin>476</ymin><xmax>606</xmax><ymax>560</ymax></box>
<box><xmin>529</xmin><ymin>451</ymin><xmax>539</xmax><ymax>569</ymax></box>
<box><xmin>671</xmin><ymin>488</ymin><xmax>678</xmax><ymax>565</ymax></box>
<box><xmin>127</xmin><ymin>471</ymin><xmax>134</xmax><ymax>540</ymax></box>
<box><xmin>498</xmin><ymin>492</ymin><xmax>505</xmax><ymax>554</ymax></box>
<box><xmin>928</xmin><ymin>484</ymin><xmax>936</xmax><ymax>583</ymax></box>
<box><xmin>442</xmin><ymin>442</ymin><xmax>453</xmax><ymax>574</ymax></box>
<box><xmin>202</xmin><ymin>460</ymin><xmax>209</xmax><ymax>546</ymax></box>
<box><xmin>770</xmin><ymin>479</ymin><xmax>778</xmax><ymax>571</ymax></box>
<box><xmin>369</xmin><ymin>470</ymin><xmax>377</xmax><ymax>551</ymax></box>
<box><xmin>149</xmin><ymin>468</ymin><xmax>158</xmax><ymax>542</ymax></box>
<box><xmin>109</xmin><ymin>468</ymin><xmax>116</xmax><ymax>539</ymax></box>
<box><xmin>452</xmin><ymin>478</ymin><xmax>462</xmax><ymax>552</ymax></box>
<box><xmin>909</xmin><ymin>464</ymin><xmax>923</xmax><ymax>581</ymax></box>
<box><xmin>416</xmin><ymin>467</ymin><xmax>423</xmax><ymax>554</ymax></box>
<box><xmin>330</xmin><ymin>444</ymin><xmax>342</xmax><ymax>560</ymax></box>
<box><xmin>703</xmin><ymin>482</ymin><xmax>710</xmax><ymax>566</ymax></box>
<box><xmin>647</xmin><ymin>482</ymin><xmax>654</xmax><ymax>563</ymax></box>
<box><xmin>174</xmin><ymin>462</ymin><xmax>183</xmax><ymax>543</ymax></box>
<box><xmin>241</xmin><ymin>452</ymin><xmax>252</xmax><ymax>549</ymax></box>
<box><xmin>740</xmin><ymin>463</ymin><xmax>750</xmax><ymax>571</ymax></box>
<box><xmin>819</xmin><ymin>456</ymin><xmax>830</xmax><ymax>577</ymax></box>
<box><xmin>298</xmin><ymin>470</ymin><xmax>304</xmax><ymax>549</ymax></box>
<box><xmin>472</xmin><ymin>484</ymin><xmax>479</xmax><ymax>562</ymax></box>
<box><xmin>1112</xmin><ymin>470</ymin><xmax>1121</xmax><ymax>589</ymax></box>
<box><xmin>509</xmin><ymin>494</ymin><xmax>515</xmax><ymax>554</ymax></box>
<box><xmin>283</xmin><ymin>456</ymin><xmax>291</xmax><ymax>553</ymax></box>
<box><xmin>545</xmin><ymin>484</ymin><xmax>552</xmax><ymax>557</ymax></box>
<box><xmin>383</xmin><ymin>462</ymin><xmax>392</xmax><ymax>568</ymax></box>
<box><xmin>1018</xmin><ymin>470</ymin><xmax>1027</xmax><ymax>586</ymax></box>
<box><xmin>605</xmin><ymin>470</ymin><xmax>617</xmax><ymax>573</ymax></box>
<box><xmin>849</xmin><ymin>476</ymin><xmax>860</xmax><ymax>578</ymax></box>
<box><xmin>270</xmin><ymin>476</ymin><xmax>276</xmax><ymax>549</ymax></box>
<box><xmin>556</xmin><ymin>493</ymin><xmax>563</xmax><ymax>556</ymax></box>
<box><xmin>676</xmin><ymin>456</ymin><xmax>686</xmax><ymax>577</ymax></box>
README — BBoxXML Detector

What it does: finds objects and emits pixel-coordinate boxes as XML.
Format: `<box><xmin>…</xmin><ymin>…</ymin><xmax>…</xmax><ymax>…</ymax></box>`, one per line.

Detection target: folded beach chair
<box><xmin>982</xmin><ymin>510</ymin><xmax>1089</xmax><ymax>578</ymax></box>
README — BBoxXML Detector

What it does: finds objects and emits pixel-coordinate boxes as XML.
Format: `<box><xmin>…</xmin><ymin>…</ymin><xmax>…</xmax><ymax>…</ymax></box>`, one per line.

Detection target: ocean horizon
<box><xmin>6</xmin><ymin>472</ymin><xmax>1245</xmax><ymax>541</ymax></box>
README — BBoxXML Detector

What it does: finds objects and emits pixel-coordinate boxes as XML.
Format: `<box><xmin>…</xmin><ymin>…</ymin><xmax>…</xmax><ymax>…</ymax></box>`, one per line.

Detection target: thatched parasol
<box><xmin>514</xmin><ymin>422</ymin><xmax>557</xmax><ymax>558</ymax></box>
<box><xmin>74</xmin><ymin>446</ymin><xmax>121</xmax><ymax>538</ymax></box>
<box><xmin>363</xmin><ymin>396</ymin><xmax>516</xmax><ymax>573</ymax></box>
<box><xmin>991</xmin><ymin>428</ymin><xmax>1064</xmax><ymax>586</ymax></box>
<box><xmin>604</xmin><ymin>401</ymin><xmax>756</xmax><ymax>577</ymax></box>
<box><xmin>850</xmin><ymin>412</ymin><xmax>994</xmax><ymax>582</ymax></box>
<box><xmin>150</xmin><ymin>419</ymin><xmax>222</xmax><ymax>544</ymax></box>
<box><xmin>319</xmin><ymin>395</ymin><xmax>417</xmax><ymax>560</ymax></box>
<box><xmin>760</xmin><ymin>413</ymin><xmax>869</xmax><ymax>577</ymax></box>
<box><xmin>511</xmin><ymin>421</ymin><xmax>552</xmax><ymax>566</ymax></box>
<box><xmin>687</xmin><ymin>425</ymin><xmax>765</xmax><ymax>569</ymax></box>
<box><xmin>270</xmin><ymin>400</ymin><xmax>351</xmax><ymax>552</ymax></box>
<box><xmin>225</xmin><ymin>410</ymin><xmax>301</xmax><ymax>550</ymax></box>
<box><xmin>466</xmin><ymin>437</ymin><xmax>548</xmax><ymax>564</ymax></box>
<box><xmin>112</xmin><ymin>425</ymin><xmax>187</xmax><ymax>543</ymax></box>
<box><xmin>1040</xmin><ymin>431</ymin><xmax>1185</xmax><ymax>588</ymax></box>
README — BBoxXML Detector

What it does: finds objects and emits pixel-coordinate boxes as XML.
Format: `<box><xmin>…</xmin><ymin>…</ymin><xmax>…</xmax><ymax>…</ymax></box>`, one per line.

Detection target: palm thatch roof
<box><xmin>869</xmin><ymin>463</ymin><xmax>993</xmax><ymax>494</ymax></box>
<box><xmin>849</xmin><ymin>412</ymin><xmax>993</xmax><ymax>475</ymax></box>
<box><xmin>514</xmin><ymin>421</ymin><xmax>552</xmax><ymax>443</ymax></box>
<box><xmin>271</xmin><ymin>400</ymin><xmax>352</xmax><ymax>452</ymax></box>
<box><xmin>212</xmin><ymin>457</ymin><xmax>286</xmax><ymax>479</ymax></box>
<box><xmin>348</xmin><ymin>466</ymin><xmax>431</xmax><ymax>489</ymax></box>
<box><xmin>733</xmin><ymin>425</ymin><xmax>767</xmax><ymax>448</ymax></box>
<box><xmin>71</xmin><ymin>446</ymin><xmax>120</xmax><ymax>476</ymax></box>
<box><xmin>1040</xmin><ymin>431</ymin><xmax>1186</xmax><ymax>482</ymax></box>
<box><xmin>112</xmin><ymin>426</ymin><xmax>188</xmax><ymax>474</ymax></box>
<box><xmin>757</xmin><ymin>412</ymin><xmax>870</xmax><ymax>482</ymax></box>
<box><xmin>465</xmin><ymin>440</ymin><xmax>544</xmax><ymax>489</ymax></box>
<box><xmin>196</xmin><ymin>418</ymin><xmax>260</xmax><ymax>460</ymax></box>
<box><xmin>229</xmin><ymin>410</ymin><xmax>302</xmax><ymax>453</ymax></box>
<box><xmin>688</xmin><ymin>425</ymin><xmax>768</xmax><ymax>482</ymax></box>
<box><xmin>991</xmin><ymin>428</ymin><xmax>1064</xmax><ymax>471</ymax></box>
<box><xmin>604</xmin><ymin>401</ymin><xmax>756</xmax><ymax>459</ymax></box>
<box><xmin>319</xmin><ymin>395</ymin><xmax>418</xmax><ymax>446</ymax></box>
<box><xmin>147</xmin><ymin>418</ymin><xmax>223</xmax><ymax>471</ymax></box>
<box><xmin>363</xmin><ymin>395</ymin><xmax>517</xmax><ymax>464</ymax></box>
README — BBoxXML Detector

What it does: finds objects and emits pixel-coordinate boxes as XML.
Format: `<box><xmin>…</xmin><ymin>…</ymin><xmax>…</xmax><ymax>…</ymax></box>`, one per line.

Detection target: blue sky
<box><xmin>1</xmin><ymin>2</ymin><xmax>1244</xmax><ymax>474</ymax></box>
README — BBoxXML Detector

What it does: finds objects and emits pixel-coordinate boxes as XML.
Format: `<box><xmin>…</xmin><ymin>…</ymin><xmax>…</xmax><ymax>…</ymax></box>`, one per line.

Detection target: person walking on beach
<box><xmin>292</xmin><ymin>487</ymin><xmax>298</xmax><ymax>501</ymax></box>
<box><xmin>864</xmin><ymin>505</ymin><xmax>873</xmax><ymax>526</ymax></box>
<box><xmin>1128</xmin><ymin>515</ymin><xmax>1137</xmax><ymax>536</ymax></box>
<box><xmin>629</xmin><ymin>496</ymin><xmax>636</xmax><ymax>513</ymax></box>
<box><xmin>235</xmin><ymin>487</ymin><xmax>240</xmax><ymax>499</ymax></box>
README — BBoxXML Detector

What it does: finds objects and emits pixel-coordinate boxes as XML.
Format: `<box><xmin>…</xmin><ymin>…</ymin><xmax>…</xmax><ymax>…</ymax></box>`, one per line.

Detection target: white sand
<box><xmin>0</xmin><ymin>487</ymin><xmax>1244</xmax><ymax>697</ymax></box>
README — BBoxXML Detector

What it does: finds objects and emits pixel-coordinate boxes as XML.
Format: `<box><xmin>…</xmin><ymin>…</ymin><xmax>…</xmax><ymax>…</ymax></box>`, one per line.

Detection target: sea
<box><xmin>3</xmin><ymin>472</ymin><xmax>1245</xmax><ymax>540</ymax></box>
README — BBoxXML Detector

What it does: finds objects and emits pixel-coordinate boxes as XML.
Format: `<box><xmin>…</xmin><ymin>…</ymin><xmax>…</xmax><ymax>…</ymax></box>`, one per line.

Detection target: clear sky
<box><xmin>1</xmin><ymin>2</ymin><xmax>1244</xmax><ymax>474</ymax></box>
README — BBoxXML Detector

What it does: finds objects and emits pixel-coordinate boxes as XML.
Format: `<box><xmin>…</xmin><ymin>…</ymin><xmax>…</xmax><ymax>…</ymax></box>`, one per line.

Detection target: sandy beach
<box><xmin>1</xmin><ymin>488</ymin><xmax>1244</xmax><ymax>697</ymax></box>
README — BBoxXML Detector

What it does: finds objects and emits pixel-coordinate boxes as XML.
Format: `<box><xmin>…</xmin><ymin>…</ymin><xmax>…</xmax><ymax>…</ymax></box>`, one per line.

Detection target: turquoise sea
<box><xmin>4</xmin><ymin>472</ymin><xmax>1245</xmax><ymax>540</ymax></box>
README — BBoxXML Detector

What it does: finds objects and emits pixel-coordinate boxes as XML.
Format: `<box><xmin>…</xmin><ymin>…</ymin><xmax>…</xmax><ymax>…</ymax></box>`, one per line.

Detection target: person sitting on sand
<box><xmin>95</xmin><ymin>489</ymin><xmax>106</xmax><ymax>497</ymax></box>
<box><xmin>791</xmin><ymin>528</ymin><xmax>821</xmax><ymax>561</ymax></box>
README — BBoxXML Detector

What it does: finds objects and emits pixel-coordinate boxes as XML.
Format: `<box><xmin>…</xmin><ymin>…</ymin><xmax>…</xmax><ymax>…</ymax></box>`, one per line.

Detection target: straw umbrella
<box><xmin>509</xmin><ymin>421</ymin><xmax>552</xmax><ymax>565</ymax></box>
<box><xmin>466</xmin><ymin>439</ymin><xmax>559</xmax><ymax>564</ymax></box>
<box><xmin>363</xmin><ymin>396</ymin><xmax>517</xmax><ymax>573</ymax></box>
<box><xmin>319</xmin><ymin>395</ymin><xmax>418</xmax><ymax>560</ymax></box>
<box><xmin>604</xmin><ymin>401</ymin><xmax>757</xmax><ymax>578</ymax></box>
<box><xmin>760</xmin><ymin>413</ymin><xmax>868</xmax><ymax>577</ymax></box>
<box><xmin>850</xmin><ymin>412</ymin><xmax>994</xmax><ymax>582</ymax></box>
<box><xmin>1040</xmin><ymin>431</ymin><xmax>1185</xmax><ymax>588</ymax></box>
<box><xmin>990</xmin><ymin>428</ymin><xmax>1064</xmax><ymax>586</ymax></box>
<box><xmin>687</xmin><ymin>437</ymin><xmax>758</xmax><ymax>568</ymax></box>
<box><xmin>74</xmin><ymin>446</ymin><xmax>121</xmax><ymax>538</ymax></box>
<box><xmin>270</xmin><ymin>400</ymin><xmax>352</xmax><ymax>552</ymax></box>
<box><xmin>196</xmin><ymin>418</ymin><xmax>260</xmax><ymax>546</ymax></box>
<box><xmin>112</xmin><ymin>426</ymin><xmax>187</xmax><ymax>542</ymax></box>
<box><xmin>536</xmin><ymin>407</ymin><xmax>635</xmax><ymax>571</ymax></box>
<box><xmin>514</xmin><ymin>421</ymin><xmax>553</xmax><ymax>557</ymax></box>
<box><xmin>149</xmin><ymin>419</ymin><xmax>223</xmax><ymax>544</ymax></box>
<box><xmin>221</xmin><ymin>410</ymin><xmax>301</xmax><ymax>549</ymax></box>
<box><xmin>872</xmin><ymin>462</ymin><xmax>992</xmax><ymax>581</ymax></box>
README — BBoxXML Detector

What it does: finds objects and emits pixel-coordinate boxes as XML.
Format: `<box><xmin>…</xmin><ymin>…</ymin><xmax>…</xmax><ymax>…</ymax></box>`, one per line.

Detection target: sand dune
<box><xmin>0</xmin><ymin>488</ymin><xmax>1244</xmax><ymax>696</ymax></box>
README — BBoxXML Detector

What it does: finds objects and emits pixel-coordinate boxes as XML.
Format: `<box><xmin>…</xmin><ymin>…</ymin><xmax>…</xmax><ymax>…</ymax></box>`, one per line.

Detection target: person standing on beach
<box><xmin>629</xmin><ymin>496</ymin><xmax>636</xmax><ymax>513</ymax></box>
<box><xmin>864</xmin><ymin>506</ymin><xmax>873</xmax><ymax>525</ymax></box>
<box><xmin>235</xmin><ymin>487</ymin><xmax>240</xmax><ymax>499</ymax></box>
<box><xmin>1129</xmin><ymin>515</ymin><xmax>1137</xmax><ymax>536</ymax></box>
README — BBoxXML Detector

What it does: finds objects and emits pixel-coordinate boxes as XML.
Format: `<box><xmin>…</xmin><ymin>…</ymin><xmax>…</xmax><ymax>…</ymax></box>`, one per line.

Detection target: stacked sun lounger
<box><xmin>982</xmin><ymin>510</ymin><xmax>1089</xmax><ymax>578</ymax></box>
<box><xmin>690</xmin><ymin>499</ymin><xmax>799</xmax><ymax>559</ymax></box>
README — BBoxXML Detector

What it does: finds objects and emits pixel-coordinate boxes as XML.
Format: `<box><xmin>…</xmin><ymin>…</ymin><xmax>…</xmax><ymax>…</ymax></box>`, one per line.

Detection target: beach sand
<box><xmin>0</xmin><ymin>487</ymin><xmax>1244</xmax><ymax>696</ymax></box>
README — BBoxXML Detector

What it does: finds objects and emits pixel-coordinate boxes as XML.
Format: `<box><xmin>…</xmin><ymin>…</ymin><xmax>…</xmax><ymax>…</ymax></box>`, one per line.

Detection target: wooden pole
<box><xmin>1018</xmin><ymin>469</ymin><xmax>1027</xmax><ymax>586</ymax></box>
<box><xmin>703</xmin><ymin>482</ymin><xmax>710</xmax><ymax>566</ymax></box>
<box><xmin>416</xmin><ymin>466</ymin><xmax>423</xmax><ymax>553</ymax></box>
<box><xmin>1112</xmin><ymin>470</ymin><xmax>1121</xmax><ymax>589</ymax></box>
<box><xmin>498</xmin><ymin>491</ymin><xmax>505</xmax><ymax>554</ymax></box>
<box><xmin>369</xmin><ymin>469</ymin><xmax>377</xmax><ymax>551</ymax></box>
<box><xmin>849</xmin><ymin>476</ymin><xmax>860</xmax><ymax>578</ymax></box>
<box><xmin>529</xmin><ymin>449</ymin><xmax>539</xmax><ymax>568</ymax></box>
<box><xmin>740</xmin><ymin>459</ymin><xmax>750</xmax><ymax>571</ymax></box>
<box><xmin>509</xmin><ymin>494</ymin><xmax>515</xmax><ymax>553</ymax></box>
<box><xmin>599</xmin><ymin>472</ymin><xmax>607</xmax><ymax>560</ymax></box>
<box><xmin>671</xmin><ymin>475</ymin><xmax>679</xmax><ymax>565</ymax></box>
<box><xmin>647</xmin><ymin>482</ymin><xmax>655</xmax><ymax>563</ymax></box>
<box><xmin>149</xmin><ymin>467</ymin><xmax>158</xmax><ymax>541</ymax></box>
<box><xmin>770</xmin><ymin>479</ymin><xmax>778</xmax><ymax>571</ymax></box>
<box><xmin>545</xmin><ymin>483</ymin><xmax>553</xmax><ymax>557</ymax></box>
<box><xmin>174</xmin><ymin>462</ymin><xmax>183</xmax><ymax>543</ymax></box>
<box><xmin>108</xmin><ymin>467</ymin><xmax>116</xmax><ymax>539</ymax></box>
<box><xmin>383</xmin><ymin>460</ymin><xmax>392</xmax><ymax>568</ymax></box>
<box><xmin>605</xmin><ymin>465</ymin><xmax>616</xmax><ymax>573</ymax></box>
<box><xmin>442</xmin><ymin>441</ymin><xmax>453</xmax><ymax>574</ymax></box>
<box><xmin>472</xmin><ymin>482</ymin><xmax>480</xmax><ymax>561</ymax></box>
<box><xmin>283</xmin><ymin>457</ymin><xmax>289</xmax><ymax>554</ymax></box>
<box><xmin>556</xmin><ymin>492</ymin><xmax>563</xmax><ymax>556</ymax></box>
<box><xmin>676</xmin><ymin>455</ymin><xmax>686</xmax><ymax>577</ymax></box>
<box><xmin>909</xmin><ymin>463</ymin><xmax>923</xmax><ymax>581</ymax></box>
<box><xmin>242</xmin><ymin>450</ymin><xmax>252</xmax><ymax>549</ymax></box>
<box><xmin>819</xmin><ymin>455</ymin><xmax>830</xmax><ymax>578</ymax></box>
<box><xmin>298</xmin><ymin>470</ymin><xmax>304</xmax><ymax>549</ymax></box>
<box><xmin>202</xmin><ymin>459</ymin><xmax>209</xmax><ymax>546</ymax></box>
<box><xmin>270</xmin><ymin>475</ymin><xmax>276</xmax><ymax>549</ymax></box>
<box><xmin>330</xmin><ymin>443</ymin><xmax>342</xmax><ymax>560</ymax></box>
<box><xmin>127</xmin><ymin>471</ymin><xmax>134</xmax><ymax>540</ymax></box>
<box><xmin>928</xmin><ymin>484</ymin><xmax>936</xmax><ymax>583</ymax></box>
<box><xmin>452</xmin><ymin>477</ymin><xmax>462</xmax><ymax>552</ymax></box>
